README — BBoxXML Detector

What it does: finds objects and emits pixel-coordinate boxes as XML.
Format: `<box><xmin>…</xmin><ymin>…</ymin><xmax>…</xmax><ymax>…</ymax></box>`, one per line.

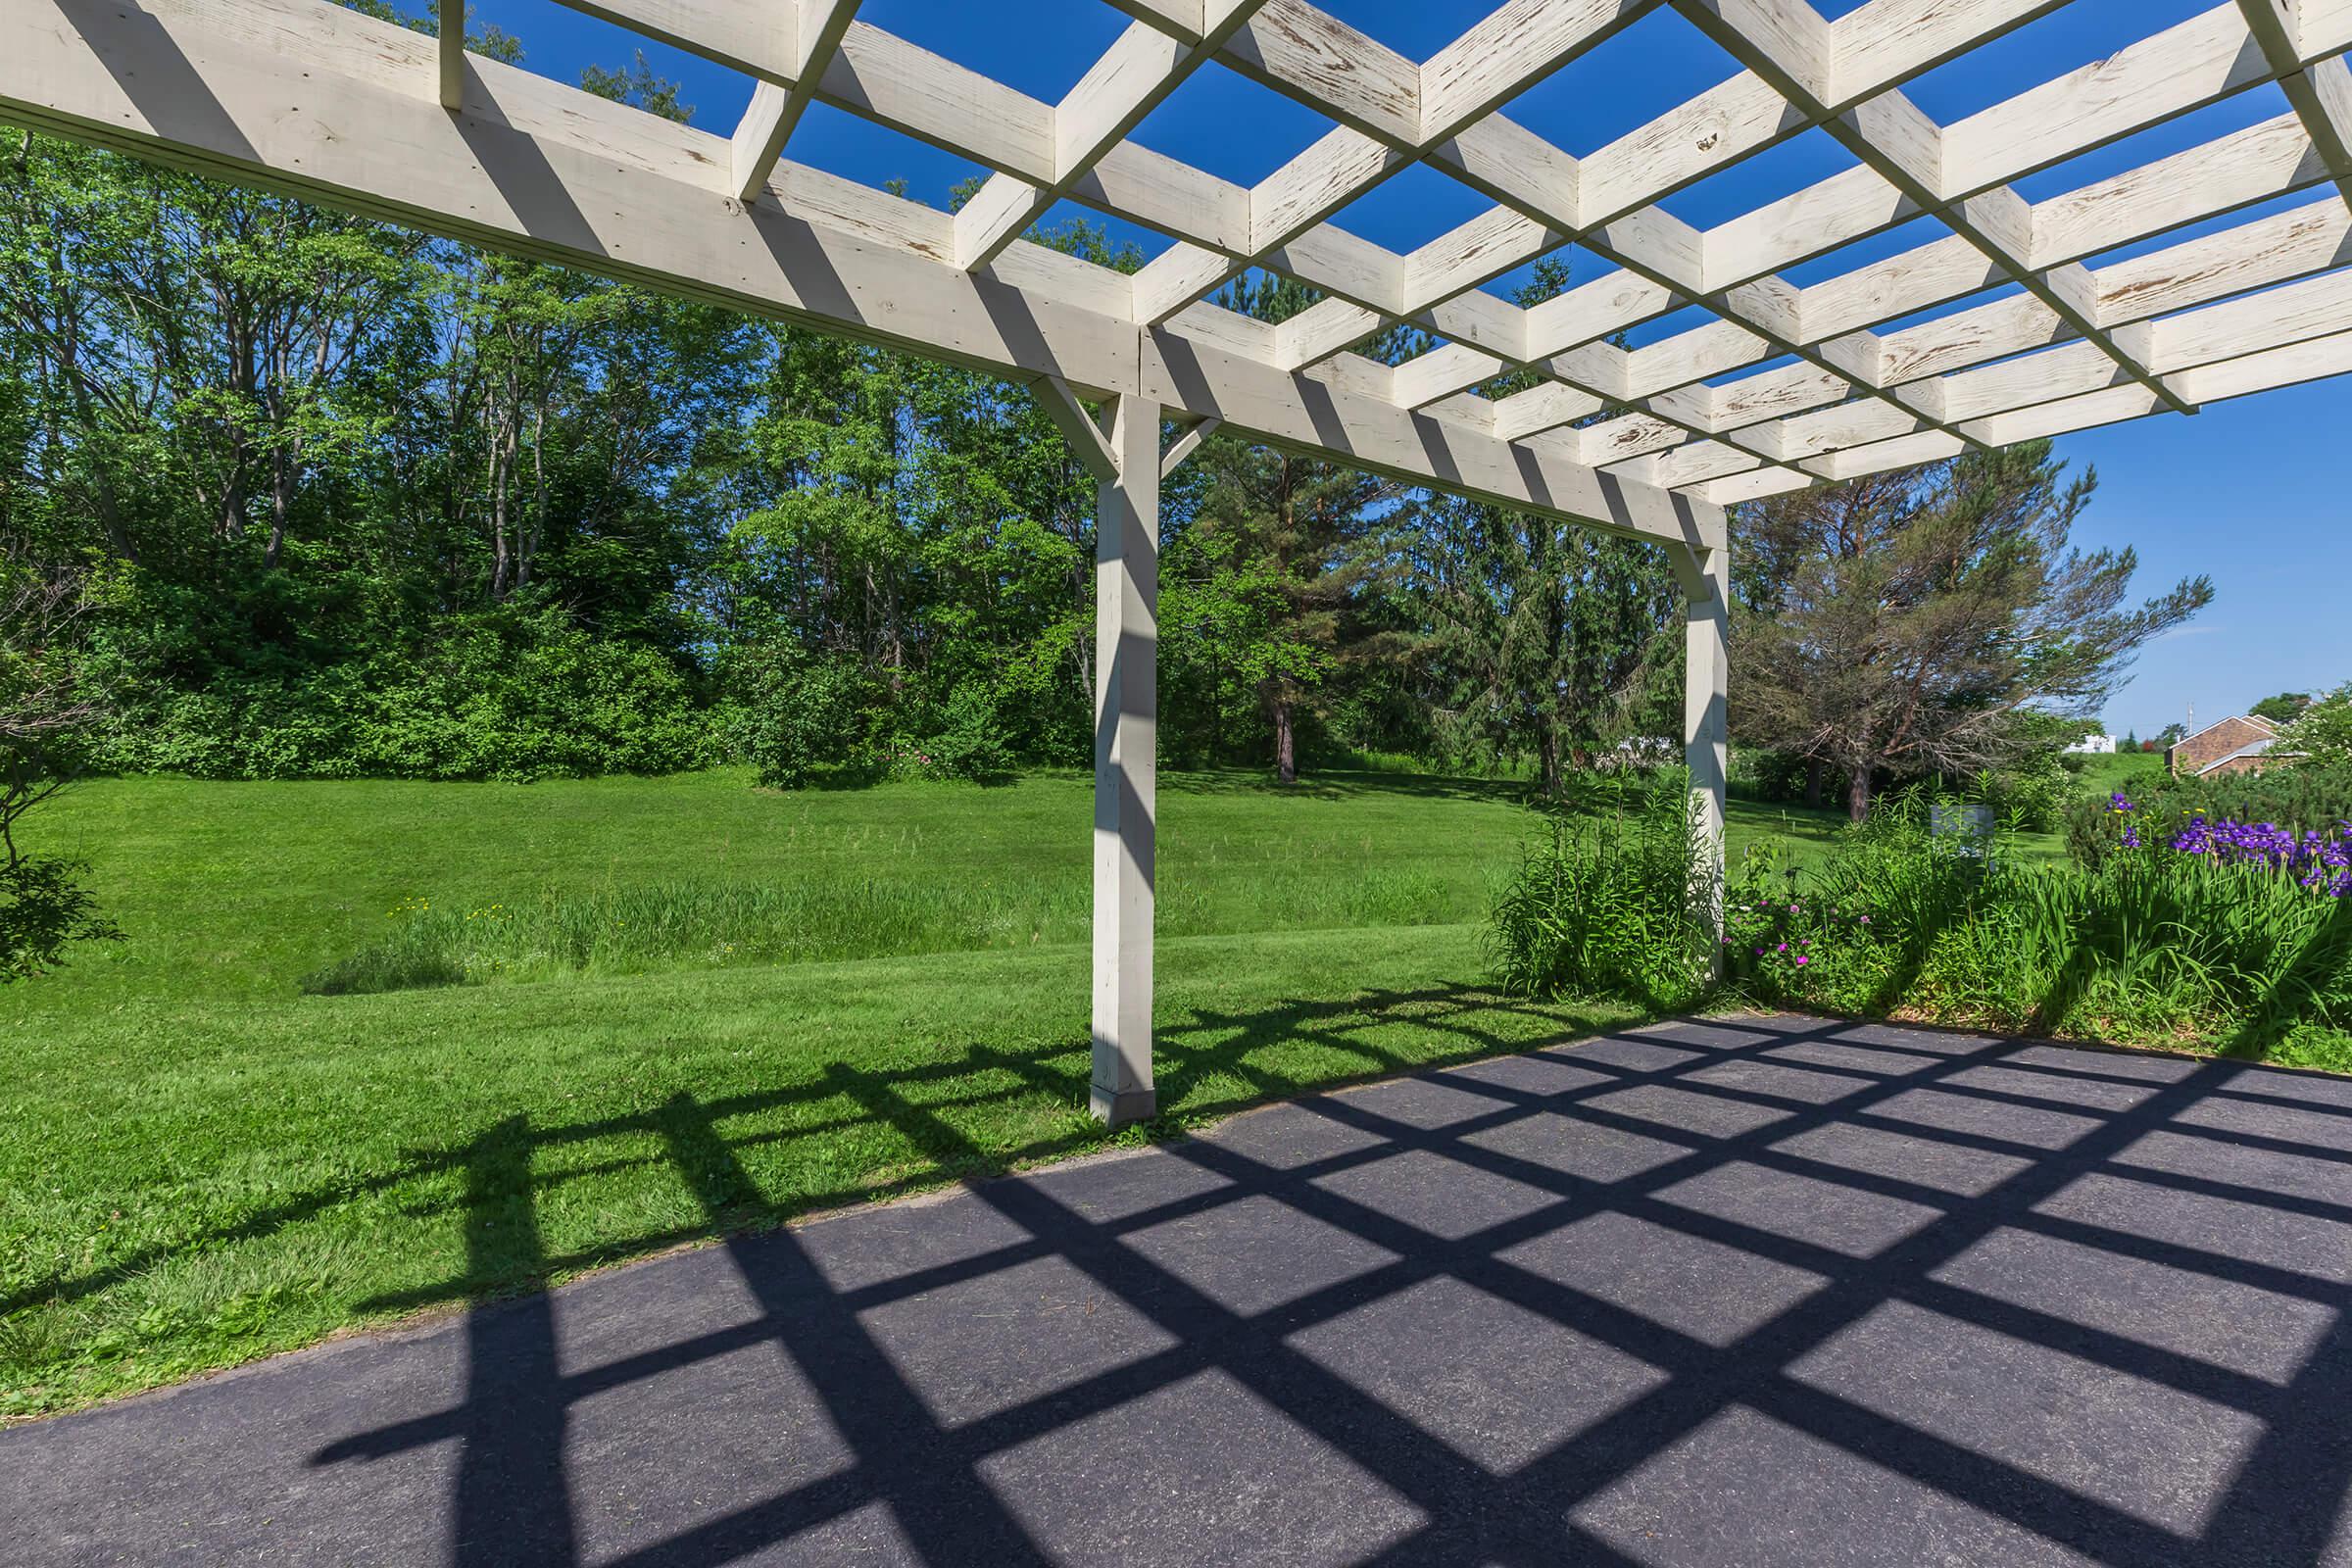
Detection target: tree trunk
<box><xmin>488</xmin><ymin>403</ymin><xmax>516</xmax><ymax>601</ymax></box>
<box><xmin>266</xmin><ymin>448</ymin><xmax>289</xmax><ymax>570</ymax></box>
<box><xmin>1537</xmin><ymin>723</ymin><xmax>1562</xmax><ymax>796</ymax></box>
<box><xmin>1846</xmin><ymin>767</ymin><xmax>1872</xmax><ymax>824</ymax></box>
<box><xmin>1274</xmin><ymin>697</ymin><xmax>1297</xmax><ymax>785</ymax></box>
<box><xmin>1804</xmin><ymin>757</ymin><xmax>1825</xmax><ymax>810</ymax></box>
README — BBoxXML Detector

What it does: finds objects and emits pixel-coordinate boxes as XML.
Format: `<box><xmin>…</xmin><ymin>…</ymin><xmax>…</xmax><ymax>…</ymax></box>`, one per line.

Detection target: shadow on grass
<box><xmin>0</xmin><ymin>983</ymin><xmax>1615</xmax><ymax>1330</ymax></box>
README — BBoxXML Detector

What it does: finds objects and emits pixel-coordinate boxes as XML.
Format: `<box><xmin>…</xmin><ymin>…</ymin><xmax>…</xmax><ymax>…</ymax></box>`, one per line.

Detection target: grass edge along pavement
<box><xmin>1</xmin><ymin>923</ymin><xmax>1648</xmax><ymax>1419</ymax></box>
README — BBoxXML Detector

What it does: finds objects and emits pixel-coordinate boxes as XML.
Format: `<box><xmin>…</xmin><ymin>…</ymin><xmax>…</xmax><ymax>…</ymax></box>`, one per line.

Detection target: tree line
<box><xmin>0</xmin><ymin>23</ymin><xmax>2207</xmax><ymax>829</ymax></box>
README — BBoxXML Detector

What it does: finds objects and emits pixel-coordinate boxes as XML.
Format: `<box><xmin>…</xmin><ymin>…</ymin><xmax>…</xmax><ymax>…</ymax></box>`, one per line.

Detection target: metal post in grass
<box><xmin>1036</xmin><ymin>382</ymin><xmax>1175</xmax><ymax>1128</ymax></box>
<box><xmin>1672</xmin><ymin>540</ymin><xmax>1730</xmax><ymax>965</ymax></box>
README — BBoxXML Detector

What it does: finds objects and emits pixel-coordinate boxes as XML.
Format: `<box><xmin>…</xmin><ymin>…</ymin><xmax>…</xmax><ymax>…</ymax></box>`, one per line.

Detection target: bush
<box><xmin>1486</xmin><ymin>774</ymin><xmax>1714</xmax><ymax>1009</ymax></box>
<box><xmin>726</xmin><ymin>643</ymin><xmax>877</xmax><ymax>789</ymax></box>
<box><xmin>1728</xmin><ymin>747</ymin><xmax>1816</xmax><ymax>806</ymax></box>
<box><xmin>1972</xmin><ymin>750</ymin><xmax>2072</xmax><ymax>833</ymax></box>
<box><xmin>906</xmin><ymin>683</ymin><xmax>1015</xmax><ymax>783</ymax></box>
<box><xmin>94</xmin><ymin>610</ymin><xmax>719</xmax><ymax>781</ymax></box>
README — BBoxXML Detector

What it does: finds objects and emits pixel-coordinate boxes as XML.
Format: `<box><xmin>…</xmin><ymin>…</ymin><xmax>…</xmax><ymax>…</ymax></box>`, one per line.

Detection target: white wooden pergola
<box><xmin>9</xmin><ymin>0</ymin><xmax>2350</xmax><ymax>1125</ymax></box>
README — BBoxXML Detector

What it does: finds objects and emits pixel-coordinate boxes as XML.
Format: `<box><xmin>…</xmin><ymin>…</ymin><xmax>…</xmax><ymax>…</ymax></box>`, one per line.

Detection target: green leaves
<box><xmin>0</xmin><ymin>856</ymin><xmax>121</xmax><ymax>982</ymax></box>
<box><xmin>1732</xmin><ymin>441</ymin><xmax>2210</xmax><ymax>820</ymax></box>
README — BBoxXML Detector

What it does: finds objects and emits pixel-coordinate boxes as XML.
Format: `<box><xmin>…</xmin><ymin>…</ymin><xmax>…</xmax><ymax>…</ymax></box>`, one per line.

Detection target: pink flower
<box><xmin>1859</xmin><ymin>914</ymin><xmax>1870</xmax><ymax>924</ymax></box>
<box><xmin>1776</xmin><ymin>943</ymin><xmax>1788</xmax><ymax>953</ymax></box>
<box><xmin>1794</xmin><ymin>956</ymin><xmax>1809</xmax><ymax>966</ymax></box>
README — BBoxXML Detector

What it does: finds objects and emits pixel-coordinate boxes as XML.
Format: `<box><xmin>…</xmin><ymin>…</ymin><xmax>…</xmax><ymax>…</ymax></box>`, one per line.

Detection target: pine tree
<box><xmin>1732</xmin><ymin>442</ymin><xmax>2210</xmax><ymax>821</ymax></box>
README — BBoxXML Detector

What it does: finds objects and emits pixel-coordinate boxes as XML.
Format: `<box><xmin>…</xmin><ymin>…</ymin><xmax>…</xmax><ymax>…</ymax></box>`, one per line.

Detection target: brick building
<box><xmin>2167</xmin><ymin>714</ymin><xmax>2305</xmax><ymax>778</ymax></box>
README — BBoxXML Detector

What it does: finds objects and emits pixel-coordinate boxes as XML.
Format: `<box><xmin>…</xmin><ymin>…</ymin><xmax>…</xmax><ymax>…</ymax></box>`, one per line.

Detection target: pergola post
<box><xmin>1674</xmin><ymin>541</ymin><xmax>1730</xmax><ymax>954</ymax></box>
<box><xmin>1090</xmin><ymin>393</ymin><xmax>1160</xmax><ymax>1127</ymax></box>
<box><xmin>1035</xmin><ymin>381</ymin><xmax>1161</xmax><ymax>1128</ymax></box>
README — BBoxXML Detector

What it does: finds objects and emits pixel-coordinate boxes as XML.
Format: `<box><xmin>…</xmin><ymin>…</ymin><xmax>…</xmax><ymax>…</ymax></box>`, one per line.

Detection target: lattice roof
<box><xmin>10</xmin><ymin>0</ymin><xmax>2352</xmax><ymax>534</ymax></box>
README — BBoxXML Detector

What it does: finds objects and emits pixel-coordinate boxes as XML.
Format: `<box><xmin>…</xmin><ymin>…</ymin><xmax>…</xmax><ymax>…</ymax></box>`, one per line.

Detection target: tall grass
<box><xmin>1486</xmin><ymin>774</ymin><xmax>1714</xmax><ymax>1009</ymax></box>
<box><xmin>304</xmin><ymin>866</ymin><xmax>1452</xmax><ymax>995</ymax></box>
<box><xmin>1919</xmin><ymin>848</ymin><xmax>2352</xmax><ymax>1047</ymax></box>
<box><xmin>1721</xmin><ymin>795</ymin><xmax>2352</xmax><ymax>1055</ymax></box>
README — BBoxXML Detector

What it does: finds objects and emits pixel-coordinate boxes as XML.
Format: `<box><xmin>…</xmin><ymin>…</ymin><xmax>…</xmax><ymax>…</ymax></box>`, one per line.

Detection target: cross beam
<box><xmin>22</xmin><ymin>0</ymin><xmax>2352</xmax><ymax>515</ymax></box>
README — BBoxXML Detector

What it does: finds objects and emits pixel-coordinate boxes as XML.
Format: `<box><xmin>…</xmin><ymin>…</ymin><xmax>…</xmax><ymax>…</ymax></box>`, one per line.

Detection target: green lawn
<box><xmin>2069</xmin><ymin>748</ymin><xmax>2168</xmax><ymax>797</ymax></box>
<box><xmin>10</xmin><ymin>765</ymin><xmax>1858</xmax><ymax>1416</ymax></box>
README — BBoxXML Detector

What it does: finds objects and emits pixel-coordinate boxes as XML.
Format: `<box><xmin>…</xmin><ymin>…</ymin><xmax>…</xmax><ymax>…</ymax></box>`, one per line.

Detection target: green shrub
<box><xmin>1728</xmin><ymin>747</ymin><xmax>1816</xmax><ymax>806</ymax></box>
<box><xmin>1973</xmin><ymin>750</ymin><xmax>2073</xmax><ymax>833</ymax></box>
<box><xmin>2064</xmin><ymin>761</ymin><xmax>2352</xmax><ymax>867</ymax></box>
<box><xmin>1486</xmin><ymin>775</ymin><xmax>1713</xmax><ymax>1009</ymax></box>
<box><xmin>914</xmin><ymin>683</ymin><xmax>1016</xmax><ymax>783</ymax></box>
<box><xmin>93</xmin><ymin>610</ymin><xmax>719</xmax><ymax>781</ymax></box>
<box><xmin>725</xmin><ymin>643</ymin><xmax>877</xmax><ymax>789</ymax></box>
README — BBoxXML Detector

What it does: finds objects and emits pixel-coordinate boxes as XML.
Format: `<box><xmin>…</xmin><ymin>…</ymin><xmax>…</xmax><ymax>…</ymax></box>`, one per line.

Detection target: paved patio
<box><xmin>9</xmin><ymin>1013</ymin><xmax>2352</xmax><ymax>1566</ymax></box>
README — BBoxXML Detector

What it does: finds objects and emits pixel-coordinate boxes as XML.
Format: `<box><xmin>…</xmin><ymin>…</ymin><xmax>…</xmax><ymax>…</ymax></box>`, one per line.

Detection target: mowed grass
<box><xmin>8</xmin><ymin>765</ymin><xmax>1856</xmax><ymax>1416</ymax></box>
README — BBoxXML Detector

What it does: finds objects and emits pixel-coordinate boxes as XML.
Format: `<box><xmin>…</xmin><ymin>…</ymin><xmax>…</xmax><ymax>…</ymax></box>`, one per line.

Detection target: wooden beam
<box><xmin>1669</xmin><ymin>0</ymin><xmax>1836</xmax><ymax>106</ymax></box>
<box><xmin>2241</xmin><ymin>0</ymin><xmax>2352</xmax><ymax>212</ymax></box>
<box><xmin>1830</xmin><ymin>0</ymin><xmax>2073</xmax><ymax>97</ymax></box>
<box><xmin>1695</xmin><ymin>10</ymin><xmax>2208</xmax><ymax>418</ymax></box>
<box><xmin>1035</xmin><ymin>376</ymin><xmax>1123</xmax><ymax>483</ymax></box>
<box><xmin>1221</xmin><ymin>0</ymin><xmax>1420</xmax><ymax>145</ymax></box>
<box><xmin>437</xmin><ymin>0</ymin><xmax>465</xmax><ymax>111</ymax></box>
<box><xmin>0</xmin><ymin>0</ymin><xmax>1727</xmax><ymax>547</ymax></box>
<box><xmin>956</xmin><ymin>5</ymin><xmax>1264</xmax><ymax>270</ymax></box>
<box><xmin>30</xmin><ymin>0</ymin><xmax>2352</xmax><ymax>505</ymax></box>
<box><xmin>730</xmin><ymin>0</ymin><xmax>858</xmax><ymax>203</ymax></box>
<box><xmin>1159</xmin><ymin>416</ymin><xmax>1221</xmax><ymax>476</ymax></box>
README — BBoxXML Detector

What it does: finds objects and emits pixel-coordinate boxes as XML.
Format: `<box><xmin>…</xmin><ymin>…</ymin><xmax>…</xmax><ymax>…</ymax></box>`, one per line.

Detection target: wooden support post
<box><xmin>436</xmin><ymin>0</ymin><xmax>465</xmax><ymax>110</ymax></box>
<box><xmin>1092</xmin><ymin>393</ymin><xmax>1160</xmax><ymax>1126</ymax></box>
<box><xmin>1673</xmin><ymin>540</ymin><xmax>1730</xmax><ymax>956</ymax></box>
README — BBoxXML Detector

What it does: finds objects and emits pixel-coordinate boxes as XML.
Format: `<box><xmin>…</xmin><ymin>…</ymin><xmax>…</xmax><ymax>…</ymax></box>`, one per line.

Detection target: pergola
<box><xmin>10</xmin><ymin>0</ymin><xmax>2350</xmax><ymax>1127</ymax></box>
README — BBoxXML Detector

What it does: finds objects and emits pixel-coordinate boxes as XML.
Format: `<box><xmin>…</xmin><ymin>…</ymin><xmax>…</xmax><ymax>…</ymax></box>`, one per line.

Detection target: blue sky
<box><xmin>467</xmin><ymin>0</ymin><xmax>2352</xmax><ymax>738</ymax></box>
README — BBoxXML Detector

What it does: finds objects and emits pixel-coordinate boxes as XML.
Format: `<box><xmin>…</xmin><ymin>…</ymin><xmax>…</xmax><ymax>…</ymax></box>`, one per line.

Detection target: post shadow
<box><xmin>450</xmin><ymin>1114</ymin><xmax>577</xmax><ymax>1568</ymax></box>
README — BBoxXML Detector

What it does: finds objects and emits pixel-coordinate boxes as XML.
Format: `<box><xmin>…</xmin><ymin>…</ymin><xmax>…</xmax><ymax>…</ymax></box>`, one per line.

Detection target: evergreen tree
<box><xmin>1732</xmin><ymin>442</ymin><xmax>2211</xmax><ymax>821</ymax></box>
<box><xmin>1163</xmin><ymin>273</ymin><xmax>1408</xmax><ymax>782</ymax></box>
